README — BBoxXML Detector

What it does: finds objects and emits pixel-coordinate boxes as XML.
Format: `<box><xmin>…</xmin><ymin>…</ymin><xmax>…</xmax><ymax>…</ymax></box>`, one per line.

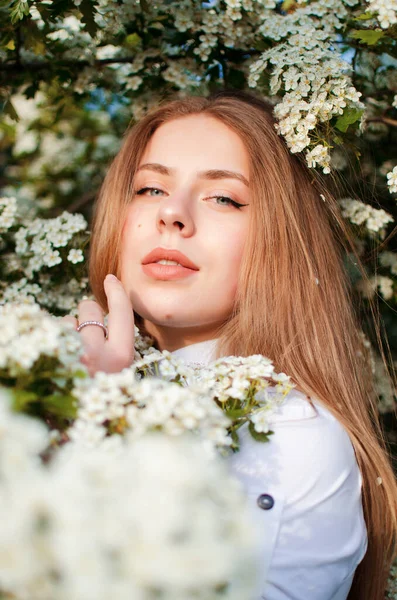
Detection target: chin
<box><xmin>133</xmin><ymin>302</ymin><xmax>182</xmax><ymax>326</ymax></box>
<box><xmin>130</xmin><ymin>291</ymin><xmax>233</xmax><ymax>330</ymax></box>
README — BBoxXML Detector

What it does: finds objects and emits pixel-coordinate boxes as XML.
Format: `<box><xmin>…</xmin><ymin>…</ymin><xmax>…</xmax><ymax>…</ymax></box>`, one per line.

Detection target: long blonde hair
<box><xmin>90</xmin><ymin>91</ymin><xmax>397</xmax><ymax>599</ymax></box>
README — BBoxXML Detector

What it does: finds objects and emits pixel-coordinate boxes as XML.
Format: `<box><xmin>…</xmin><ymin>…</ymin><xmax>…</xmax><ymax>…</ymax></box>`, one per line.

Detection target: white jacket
<box><xmin>172</xmin><ymin>340</ymin><xmax>367</xmax><ymax>600</ymax></box>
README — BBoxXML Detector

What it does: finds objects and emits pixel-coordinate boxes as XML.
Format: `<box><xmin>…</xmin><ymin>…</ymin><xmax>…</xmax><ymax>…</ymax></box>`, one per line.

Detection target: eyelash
<box><xmin>135</xmin><ymin>187</ymin><xmax>247</xmax><ymax>210</ymax></box>
<box><xmin>135</xmin><ymin>187</ymin><xmax>162</xmax><ymax>199</ymax></box>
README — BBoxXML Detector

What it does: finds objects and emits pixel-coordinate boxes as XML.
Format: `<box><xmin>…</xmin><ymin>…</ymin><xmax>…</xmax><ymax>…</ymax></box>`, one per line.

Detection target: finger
<box><xmin>77</xmin><ymin>299</ymin><xmax>106</xmax><ymax>347</ymax></box>
<box><xmin>104</xmin><ymin>274</ymin><xmax>135</xmax><ymax>356</ymax></box>
<box><xmin>61</xmin><ymin>315</ymin><xmax>78</xmax><ymax>330</ymax></box>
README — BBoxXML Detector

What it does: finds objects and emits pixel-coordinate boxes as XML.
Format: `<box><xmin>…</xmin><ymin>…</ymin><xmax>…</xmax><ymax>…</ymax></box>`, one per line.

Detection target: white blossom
<box><xmin>366</xmin><ymin>0</ymin><xmax>397</xmax><ymax>28</ymax></box>
<box><xmin>0</xmin><ymin>196</ymin><xmax>18</xmax><ymax>231</ymax></box>
<box><xmin>339</xmin><ymin>197</ymin><xmax>394</xmax><ymax>237</ymax></box>
<box><xmin>0</xmin><ymin>198</ymin><xmax>89</xmax><ymax>312</ymax></box>
<box><xmin>379</xmin><ymin>251</ymin><xmax>397</xmax><ymax>275</ymax></box>
<box><xmin>69</xmin><ymin>370</ymin><xmax>233</xmax><ymax>453</ymax></box>
<box><xmin>0</xmin><ymin>302</ymin><xmax>83</xmax><ymax>373</ymax></box>
<box><xmin>357</xmin><ymin>274</ymin><xmax>394</xmax><ymax>300</ymax></box>
<box><xmin>0</xmin><ymin>393</ymin><xmax>257</xmax><ymax>600</ymax></box>
<box><xmin>67</xmin><ymin>248</ymin><xmax>84</xmax><ymax>264</ymax></box>
<box><xmin>386</xmin><ymin>166</ymin><xmax>397</xmax><ymax>194</ymax></box>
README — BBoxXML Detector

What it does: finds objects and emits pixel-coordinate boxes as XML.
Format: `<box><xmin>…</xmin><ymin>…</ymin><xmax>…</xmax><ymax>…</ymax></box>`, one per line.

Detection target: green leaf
<box><xmin>72</xmin><ymin>369</ymin><xmax>88</xmax><ymax>379</ymax></box>
<box><xmin>41</xmin><ymin>0</ymin><xmax>70</xmax><ymax>22</ymax></box>
<box><xmin>332</xmin><ymin>134</ymin><xmax>344</xmax><ymax>145</ymax></box>
<box><xmin>149</xmin><ymin>21</ymin><xmax>165</xmax><ymax>31</ymax></box>
<box><xmin>354</xmin><ymin>12</ymin><xmax>376</xmax><ymax>20</ymax></box>
<box><xmin>9</xmin><ymin>0</ymin><xmax>30</xmax><ymax>23</ymax></box>
<box><xmin>23</xmin><ymin>82</ymin><xmax>40</xmax><ymax>99</ymax></box>
<box><xmin>224</xmin><ymin>406</ymin><xmax>251</xmax><ymax>419</ymax></box>
<box><xmin>230</xmin><ymin>428</ymin><xmax>239</xmax><ymax>445</ymax></box>
<box><xmin>350</xmin><ymin>29</ymin><xmax>385</xmax><ymax>45</ymax></box>
<box><xmin>281</xmin><ymin>0</ymin><xmax>295</xmax><ymax>10</ymax></box>
<box><xmin>12</xmin><ymin>389</ymin><xmax>38</xmax><ymax>411</ymax></box>
<box><xmin>2</xmin><ymin>99</ymin><xmax>19</xmax><ymax>121</ymax></box>
<box><xmin>24</xmin><ymin>27</ymin><xmax>47</xmax><ymax>55</ymax></box>
<box><xmin>42</xmin><ymin>394</ymin><xmax>78</xmax><ymax>418</ymax></box>
<box><xmin>79</xmin><ymin>0</ymin><xmax>98</xmax><ymax>38</ymax></box>
<box><xmin>335</xmin><ymin>108</ymin><xmax>363</xmax><ymax>133</ymax></box>
<box><xmin>248</xmin><ymin>421</ymin><xmax>274</xmax><ymax>443</ymax></box>
<box><xmin>125</xmin><ymin>33</ymin><xmax>142</xmax><ymax>49</ymax></box>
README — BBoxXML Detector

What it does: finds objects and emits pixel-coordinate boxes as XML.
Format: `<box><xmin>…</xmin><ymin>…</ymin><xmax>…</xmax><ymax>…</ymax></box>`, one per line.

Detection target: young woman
<box><xmin>66</xmin><ymin>91</ymin><xmax>397</xmax><ymax>599</ymax></box>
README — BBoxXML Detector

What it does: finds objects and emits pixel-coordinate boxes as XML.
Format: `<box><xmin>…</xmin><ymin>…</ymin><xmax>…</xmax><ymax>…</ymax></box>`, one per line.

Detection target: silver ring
<box><xmin>77</xmin><ymin>320</ymin><xmax>108</xmax><ymax>339</ymax></box>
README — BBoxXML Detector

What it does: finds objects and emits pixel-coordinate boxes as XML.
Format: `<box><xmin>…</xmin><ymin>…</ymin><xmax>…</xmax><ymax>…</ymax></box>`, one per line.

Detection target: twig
<box><xmin>365</xmin><ymin>116</ymin><xmax>397</xmax><ymax>128</ymax></box>
<box><xmin>53</xmin><ymin>190</ymin><xmax>96</xmax><ymax>216</ymax></box>
<box><xmin>1</xmin><ymin>54</ymin><xmax>170</xmax><ymax>74</ymax></box>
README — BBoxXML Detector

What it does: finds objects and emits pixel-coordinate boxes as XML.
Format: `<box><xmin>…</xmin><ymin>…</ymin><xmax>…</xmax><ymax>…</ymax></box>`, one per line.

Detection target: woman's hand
<box><xmin>63</xmin><ymin>274</ymin><xmax>135</xmax><ymax>376</ymax></box>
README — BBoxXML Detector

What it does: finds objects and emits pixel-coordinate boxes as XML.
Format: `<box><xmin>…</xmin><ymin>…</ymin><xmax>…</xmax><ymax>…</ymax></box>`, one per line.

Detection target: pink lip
<box><xmin>141</xmin><ymin>248</ymin><xmax>199</xmax><ymax>281</ymax></box>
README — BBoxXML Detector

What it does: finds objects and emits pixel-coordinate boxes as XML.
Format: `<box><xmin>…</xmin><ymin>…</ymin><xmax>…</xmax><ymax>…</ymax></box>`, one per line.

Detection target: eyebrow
<box><xmin>136</xmin><ymin>162</ymin><xmax>249</xmax><ymax>187</ymax></box>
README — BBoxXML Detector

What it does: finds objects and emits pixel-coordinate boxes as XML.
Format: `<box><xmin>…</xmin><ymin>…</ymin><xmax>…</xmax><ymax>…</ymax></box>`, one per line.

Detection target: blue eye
<box><xmin>213</xmin><ymin>196</ymin><xmax>247</xmax><ymax>209</ymax></box>
<box><xmin>136</xmin><ymin>187</ymin><xmax>165</xmax><ymax>197</ymax></box>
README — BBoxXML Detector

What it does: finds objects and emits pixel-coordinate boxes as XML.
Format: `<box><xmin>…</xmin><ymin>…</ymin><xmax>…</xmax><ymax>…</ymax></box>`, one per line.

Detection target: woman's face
<box><xmin>120</xmin><ymin>114</ymin><xmax>251</xmax><ymax>350</ymax></box>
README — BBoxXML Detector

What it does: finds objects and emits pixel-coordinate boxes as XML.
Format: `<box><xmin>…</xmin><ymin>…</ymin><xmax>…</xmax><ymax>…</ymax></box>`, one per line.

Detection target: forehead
<box><xmin>139</xmin><ymin>114</ymin><xmax>250</xmax><ymax>176</ymax></box>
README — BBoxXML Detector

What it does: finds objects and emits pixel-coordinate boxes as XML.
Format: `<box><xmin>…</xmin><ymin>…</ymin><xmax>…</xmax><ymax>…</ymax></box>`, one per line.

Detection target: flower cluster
<box><xmin>68</xmin><ymin>369</ymin><xmax>233</xmax><ymax>454</ymax></box>
<box><xmin>4</xmin><ymin>94</ymin><xmax>121</xmax><ymax>222</ymax></box>
<box><xmin>339</xmin><ymin>197</ymin><xmax>394</xmax><ymax>237</ymax></box>
<box><xmin>0</xmin><ymin>298</ymin><xmax>294</xmax><ymax>450</ymax></box>
<box><xmin>5</xmin><ymin>0</ymin><xmax>384</xmax><ymax>177</ymax></box>
<box><xmin>380</xmin><ymin>251</ymin><xmax>397</xmax><ymax>276</ymax></box>
<box><xmin>372</xmin><ymin>353</ymin><xmax>397</xmax><ymax>414</ymax></box>
<box><xmin>366</xmin><ymin>0</ymin><xmax>397</xmax><ymax>29</ymax></box>
<box><xmin>0</xmin><ymin>196</ymin><xmax>17</xmax><ymax>231</ymax></box>
<box><xmin>69</xmin><ymin>346</ymin><xmax>296</xmax><ymax>452</ymax></box>
<box><xmin>249</xmin><ymin>33</ymin><xmax>363</xmax><ymax>172</ymax></box>
<box><xmin>387</xmin><ymin>559</ymin><xmax>397</xmax><ymax>599</ymax></box>
<box><xmin>0</xmin><ymin>197</ymin><xmax>89</xmax><ymax>313</ymax></box>
<box><xmin>196</xmin><ymin>355</ymin><xmax>295</xmax><ymax>441</ymax></box>
<box><xmin>0</xmin><ymin>302</ymin><xmax>84</xmax><ymax>429</ymax></box>
<box><xmin>357</xmin><ymin>274</ymin><xmax>395</xmax><ymax>300</ymax></box>
<box><xmin>0</xmin><ymin>389</ymin><xmax>257</xmax><ymax>600</ymax></box>
<box><xmin>1</xmin><ymin>0</ymin><xmax>395</xmax><ymax>221</ymax></box>
<box><xmin>0</xmin><ymin>276</ymin><xmax>89</xmax><ymax>313</ymax></box>
<box><xmin>0</xmin><ymin>302</ymin><xmax>82</xmax><ymax>373</ymax></box>
<box><xmin>13</xmin><ymin>211</ymin><xmax>87</xmax><ymax>274</ymax></box>
<box><xmin>387</xmin><ymin>166</ymin><xmax>397</xmax><ymax>194</ymax></box>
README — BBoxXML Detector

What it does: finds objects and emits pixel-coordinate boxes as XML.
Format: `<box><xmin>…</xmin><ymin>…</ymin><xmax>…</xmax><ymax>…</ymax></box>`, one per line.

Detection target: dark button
<box><xmin>257</xmin><ymin>494</ymin><xmax>274</xmax><ymax>510</ymax></box>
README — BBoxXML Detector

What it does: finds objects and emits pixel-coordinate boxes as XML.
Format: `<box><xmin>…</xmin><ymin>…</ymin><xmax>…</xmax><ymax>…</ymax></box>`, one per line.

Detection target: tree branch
<box><xmin>52</xmin><ymin>190</ymin><xmax>97</xmax><ymax>217</ymax></box>
<box><xmin>366</xmin><ymin>116</ymin><xmax>397</xmax><ymax>128</ymax></box>
<box><xmin>0</xmin><ymin>55</ymin><xmax>158</xmax><ymax>74</ymax></box>
<box><xmin>1</xmin><ymin>56</ymin><xmax>133</xmax><ymax>72</ymax></box>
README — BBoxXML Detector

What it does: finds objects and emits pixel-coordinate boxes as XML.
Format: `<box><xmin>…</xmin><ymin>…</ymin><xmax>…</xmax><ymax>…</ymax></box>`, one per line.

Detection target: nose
<box><xmin>156</xmin><ymin>193</ymin><xmax>195</xmax><ymax>237</ymax></box>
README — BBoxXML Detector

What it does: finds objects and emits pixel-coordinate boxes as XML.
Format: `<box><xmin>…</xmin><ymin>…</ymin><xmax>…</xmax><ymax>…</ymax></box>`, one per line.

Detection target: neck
<box><xmin>142</xmin><ymin>320</ymin><xmax>222</xmax><ymax>352</ymax></box>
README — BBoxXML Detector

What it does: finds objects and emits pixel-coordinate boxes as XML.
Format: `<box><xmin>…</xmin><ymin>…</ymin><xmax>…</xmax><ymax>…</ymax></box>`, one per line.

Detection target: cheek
<box><xmin>212</xmin><ymin>227</ymin><xmax>247</xmax><ymax>296</ymax></box>
<box><xmin>121</xmin><ymin>206</ymin><xmax>145</xmax><ymax>253</ymax></box>
<box><xmin>122</xmin><ymin>205</ymin><xmax>140</xmax><ymax>235</ymax></box>
<box><xmin>119</xmin><ymin>211</ymin><xmax>141</xmax><ymax>281</ymax></box>
<box><xmin>223</xmin><ymin>223</ymin><xmax>247</xmax><ymax>269</ymax></box>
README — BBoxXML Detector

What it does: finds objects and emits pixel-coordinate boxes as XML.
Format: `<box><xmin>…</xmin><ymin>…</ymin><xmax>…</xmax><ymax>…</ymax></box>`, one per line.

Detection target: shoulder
<box><xmin>230</xmin><ymin>389</ymin><xmax>360</xmax><ymax>499</ymax></box>
<box><xmin>229</xmin><ymin>390</ymin><xmax>367</xmax><ymax>599</ymax></box>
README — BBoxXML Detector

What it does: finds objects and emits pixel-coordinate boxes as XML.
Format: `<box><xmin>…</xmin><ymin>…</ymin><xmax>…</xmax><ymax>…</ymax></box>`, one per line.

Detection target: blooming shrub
<box><xmin>0</xmin><ymin>389</ymin><xmax>257</xmax><ymax>600</ymax></box>
<box><xmin>0</xmin><ymin>0</ymin><xmax>396</xmax><ymax>593</ymax></box>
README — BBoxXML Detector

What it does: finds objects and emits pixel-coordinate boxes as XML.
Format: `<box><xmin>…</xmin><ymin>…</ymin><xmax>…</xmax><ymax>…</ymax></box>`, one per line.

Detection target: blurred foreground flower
<box><xmin>0</xmin><ymin>302</ymin><xmax>85</xmax><ymax>429</ymax></box>
<box><xmin>0</xmin><ymin>389</ymin><xmax>258</xmax><ymax>600</ymax></box>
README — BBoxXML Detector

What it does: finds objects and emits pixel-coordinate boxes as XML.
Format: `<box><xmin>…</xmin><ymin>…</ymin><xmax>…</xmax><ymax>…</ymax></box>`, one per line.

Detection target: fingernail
<box><xmin>106</xmin><ymin>274</ymin><xmax>119</xmax><ymax>282</ymax></box>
